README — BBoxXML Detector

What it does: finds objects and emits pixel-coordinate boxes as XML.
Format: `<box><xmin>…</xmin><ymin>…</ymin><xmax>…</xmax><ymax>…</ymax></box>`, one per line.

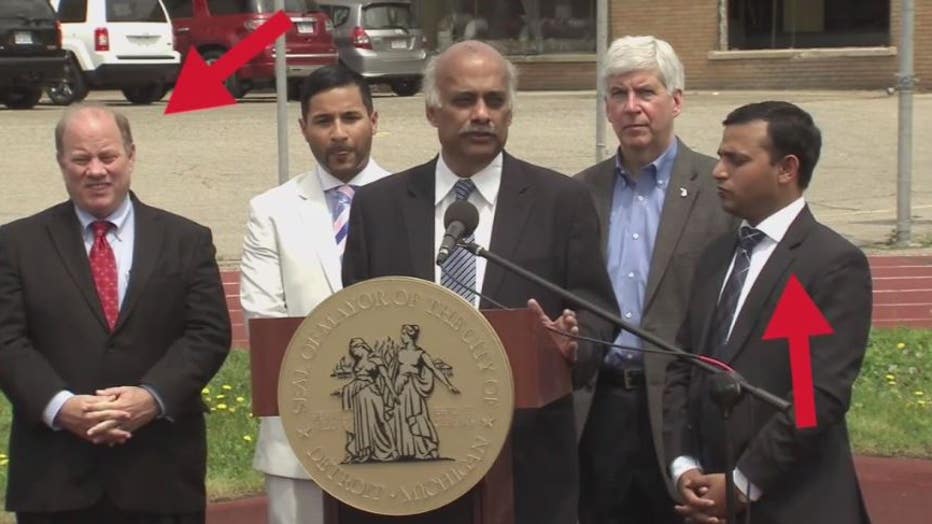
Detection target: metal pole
<box><xmin>275</xmin><ymin>0</ymin><xmax>289</xmax><ymax>185</ymax></box>
<box><xmin>896</xmin><ymin>0</ymin><xmax>915</xmax><ymax>246</ymax></box>
<box><xmin>595</xmin><ymin>0</ymin><xmax>608</xmax><ymax>162</ymax></box>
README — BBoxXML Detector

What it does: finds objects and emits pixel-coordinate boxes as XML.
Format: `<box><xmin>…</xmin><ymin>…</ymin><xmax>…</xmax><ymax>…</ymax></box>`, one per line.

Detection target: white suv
<box><xmin>47</xmin><ymin>0</ymin><xmax>180</xmax><ymax>105</ymax></box>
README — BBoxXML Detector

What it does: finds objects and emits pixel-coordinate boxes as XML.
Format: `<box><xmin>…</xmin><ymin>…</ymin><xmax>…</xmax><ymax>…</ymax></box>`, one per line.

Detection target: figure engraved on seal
<box><xmin>332</xmin><ymin>324</ymin><xmax>460</xmax><ymax>464</ymax></box>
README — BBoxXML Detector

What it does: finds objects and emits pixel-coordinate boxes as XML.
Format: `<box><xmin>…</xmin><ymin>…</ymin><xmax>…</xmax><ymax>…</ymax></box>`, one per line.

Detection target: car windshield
<box><xmin>107</xmin><ymin>0</ymin><xmax>167</xmax><ymax>22</ymax></box>
<box><xmin>363</xmin><ymin>3</ymin><xmax>415</xmax><ymax>30</ymax></box>
<box><xmin>255</xmin><ymin>0</ymin><xmax>319</xmax><ymax>13</ymax></box>
<box><xmin>0</xmin><ymin>0</ymin><xmax>56</xmax><ymax>20</ymax></box>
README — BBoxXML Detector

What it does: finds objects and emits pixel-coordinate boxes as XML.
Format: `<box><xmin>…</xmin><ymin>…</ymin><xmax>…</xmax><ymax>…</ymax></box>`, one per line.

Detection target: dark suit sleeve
<box><xmin>0</xmin><ymin>226</ymin><xmax>69</xmax><ymax>424</ymax></box>
<box><xmin>565</xmin><ymin>183</ymin><xmax>619</xmax><ymax>387</ymax></box>
<box><xmin>663</xmin><ymin>314</ymin><xmax>698</xmax><ymax>465</ymax></box>
<box><xmin>342</xmin><ymin>188</ymin><xmax>370</xmax><ymax>287</ymax></box>
<box><xmin>140</xmin><ymin>227</ymin><xmax>231</xmax><ymax>417</ymax></box>
<box><xmin>737</xmin><ymin>249</ymin><xmax>872</xmax><ymax>492</ymax></box>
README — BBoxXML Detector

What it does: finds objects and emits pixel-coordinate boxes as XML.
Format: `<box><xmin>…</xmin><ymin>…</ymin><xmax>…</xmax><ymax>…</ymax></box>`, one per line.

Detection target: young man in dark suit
<box><xmin>664</xmin><ymin>101</ymin><xmax>872</xmax><ymax>523</ymax></box>
<box><xmin>0</xmin><ymin>105</ymin><xmax>231</xmax><ymax>523</ymax></box>
<box><xmin>574</xmin><ymin>36</ymin><xmax>737</xmax><ymax>524</ymax></box>
<box><xmin>342</xmin><ymin>40</ymin><xmax>618</xmax><ymax>524</ymax></box>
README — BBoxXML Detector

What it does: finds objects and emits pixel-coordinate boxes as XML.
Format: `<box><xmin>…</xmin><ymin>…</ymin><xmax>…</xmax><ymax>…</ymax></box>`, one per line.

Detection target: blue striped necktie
<box><xmin>709</xmin><ymin>225</ymin><xmax>767</xmax><ymax>355</ymax></box>
<box><xmin>330</xmin><ymin>184</ymin><xmax>356</xmax><ymax>257</ymax></box>
<box><xmin>441</xmin><ymin>178</ymin><xmax>477</xmax><ymax>303</ymax></box>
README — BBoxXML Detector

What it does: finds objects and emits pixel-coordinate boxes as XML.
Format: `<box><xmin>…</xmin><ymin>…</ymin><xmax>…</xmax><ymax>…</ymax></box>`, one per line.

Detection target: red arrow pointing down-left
<box><xmin>165</xmin><ymin>11</ymin><xmax>294</xmax><ymax>115</ymax></box>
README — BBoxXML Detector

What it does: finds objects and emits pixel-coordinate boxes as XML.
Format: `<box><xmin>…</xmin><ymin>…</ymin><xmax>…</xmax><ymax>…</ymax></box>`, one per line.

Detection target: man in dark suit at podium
<box><xmin>664</xmin><ymin>102</ymin><xmax>872</xmax><ymax>523</ymax></box>
<box><xmin>342</xmin><ymin>41</ymin><xmax>618</xmax><ymax>524</ymax></box>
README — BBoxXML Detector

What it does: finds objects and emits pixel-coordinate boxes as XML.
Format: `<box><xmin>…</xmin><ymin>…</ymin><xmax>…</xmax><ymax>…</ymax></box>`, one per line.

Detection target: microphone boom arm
<box><xmin>460</xmin><ymin>240</ymin><xmax>790</xmax><ymax>412</ymax></box>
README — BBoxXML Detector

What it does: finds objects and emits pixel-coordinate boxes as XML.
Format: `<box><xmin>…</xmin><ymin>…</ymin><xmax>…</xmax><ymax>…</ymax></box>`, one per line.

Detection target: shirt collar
<box><xmin>742</xmin><ymin>196</ymin><xmax>807</xmax><ymax>244</ymax></box>
<box><xmin>614</xmin><ymin>139</ymin><xmax>678</xmax><ymax>188</ymax></box>
<box><xmin>315</xmin><ymin>157</ymin><xmax>387</xmax><ymax>192</ymax></box>
<box><xmin>75</xmin><ymin>196</ymin><xmax>133</xmax><ymax>239</ymax></box>
<box><xmin>434</xmin><ymin>152</ymin><xmax>503</xmax><ymax>207</ymax></box>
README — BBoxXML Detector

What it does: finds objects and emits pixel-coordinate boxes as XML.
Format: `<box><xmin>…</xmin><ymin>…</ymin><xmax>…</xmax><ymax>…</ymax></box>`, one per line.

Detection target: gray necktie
<box><xmin>709</xmin><ymin>225</ymin><xmax>767</xmax><ymax>355</ymax></box>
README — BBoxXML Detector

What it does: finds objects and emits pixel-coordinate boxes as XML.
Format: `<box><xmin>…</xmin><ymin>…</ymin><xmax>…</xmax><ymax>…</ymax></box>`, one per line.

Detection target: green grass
<box><xmin>0</xmin><ymin>330</ymin><xmax>928</xmax><ymax>516</ymax></box>
<box><xmin>848</xmin><ymin>328</ymin><xmax>932</xmax><ymax>457</ymax></box>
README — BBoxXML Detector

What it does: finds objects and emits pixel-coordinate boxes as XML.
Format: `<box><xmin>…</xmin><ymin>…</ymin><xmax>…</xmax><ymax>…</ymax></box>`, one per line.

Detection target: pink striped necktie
<box><xmin>331</xmin><ymin>184</ymin><xmax>356</xmax><ymax>257</ymax></box>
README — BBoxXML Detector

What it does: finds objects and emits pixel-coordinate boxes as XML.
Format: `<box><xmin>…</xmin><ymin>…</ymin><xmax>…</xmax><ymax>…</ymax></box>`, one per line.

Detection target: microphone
<box><xmin>436</xmin><ymin>200</ymin><xmax>479</xmax><ymax>265</ymax></box>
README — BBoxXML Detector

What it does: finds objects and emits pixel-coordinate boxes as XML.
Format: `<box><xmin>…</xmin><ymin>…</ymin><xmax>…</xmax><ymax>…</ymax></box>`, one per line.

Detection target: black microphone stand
<box><xmin>460</xmin><ymin>241</ymin><xmax>788</xmax><ymax>524</ymax></box>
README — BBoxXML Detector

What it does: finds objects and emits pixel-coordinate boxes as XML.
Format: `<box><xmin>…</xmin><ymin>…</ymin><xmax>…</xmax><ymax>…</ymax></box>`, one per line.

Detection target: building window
<box><xmin>412</xmin><ymin>0</ymin><xmax>595</xmax><ymax>55</ymax></box>
<box><xmin>728</xmin><ymin>0</ymin><xmax>890</xmax><ymax>50</ymax></box>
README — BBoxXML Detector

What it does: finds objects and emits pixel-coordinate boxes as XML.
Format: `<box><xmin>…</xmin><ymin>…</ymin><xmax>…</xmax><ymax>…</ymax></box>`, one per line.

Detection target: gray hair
<box><xmin>55</xmin><ymin>103</ymin><xmax>134</xmax><ymax>156</ymax></box>
<box><xmin>422</xmin><ymin>41</ymin><xmax>519</xmax><ymax>110</ymax></box>
<box><xmin>602</xmin><ymin>36</ymin><xmax>685</xmax><ymax>94</ymax></box>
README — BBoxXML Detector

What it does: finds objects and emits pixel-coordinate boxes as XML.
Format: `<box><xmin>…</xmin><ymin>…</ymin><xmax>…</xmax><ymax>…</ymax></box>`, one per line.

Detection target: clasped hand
<box><xmin>55</xmin><ymin>386</ymin><xmax>159</xmax><ymax>446</ymax></box>
<box><xmin>676</xmin><ymin>469</ymin><xmax>748</xmax><ymax>523</ymax></box>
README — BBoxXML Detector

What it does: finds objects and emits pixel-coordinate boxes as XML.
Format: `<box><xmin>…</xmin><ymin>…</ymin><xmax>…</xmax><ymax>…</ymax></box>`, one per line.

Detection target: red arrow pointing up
<box><xmin>165</xmin><ymin>11</ymin><xmax>294</xmax><ymax>114</ymax></box>
<box><xmin>763</xmin><ymin>274</ymin><xmax>833</xmax><ymax>429</ymax></box>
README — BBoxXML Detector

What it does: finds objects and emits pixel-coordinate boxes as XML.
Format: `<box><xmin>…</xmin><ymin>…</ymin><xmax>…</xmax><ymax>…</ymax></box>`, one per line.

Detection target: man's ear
<box><xmin>426</xmin><ymin>105</ymin><xmax>439</xmax><ymax>128</ymax></box>
<box><xmin>777</xmin><ymin>154</ymin><xmax>800</xmax><ymax>185</ymax></box>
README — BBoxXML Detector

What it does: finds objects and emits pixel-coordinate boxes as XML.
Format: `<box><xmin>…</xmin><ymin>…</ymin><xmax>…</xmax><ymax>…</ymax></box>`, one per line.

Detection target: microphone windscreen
<box><xmin>444</xmin><ymin>200</ymin><xmax>480</xmax><ymax>235</ymax></box>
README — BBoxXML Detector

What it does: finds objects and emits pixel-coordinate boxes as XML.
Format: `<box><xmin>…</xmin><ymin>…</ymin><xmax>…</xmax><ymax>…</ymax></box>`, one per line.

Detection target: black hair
<box><xmin>299</xmin><ymin>64</ymin><xmax>373</xmax><ymax>118</ymax></box>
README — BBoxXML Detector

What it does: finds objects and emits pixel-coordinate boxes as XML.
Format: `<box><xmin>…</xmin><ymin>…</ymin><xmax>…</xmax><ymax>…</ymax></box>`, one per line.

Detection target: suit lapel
<box><xmin>589</xmin><ymin>158</ymin><xmax>616</xmax><ymax>258</ymax></box>
<box><xmin>643</xmin><ymin>141</ymin><xmax>703</xmax><ymax>313</ymax></box>
<box><xmin>117</xmin><ymin>197</ymin><xmax>163</xmax><ymax>330</ymax></box>
<box><xmin>719</xmin><ymin>207</ymin><xmax>815</xmax><ymax>363</ymax></box>
<box><xmin>46</xmin><ymin>202</ymin><xmax>110</xmax><ymax>331</ymax></box>
<box><xmin>483</xmin><ymin>153</ymin><xmax>534</xmax><ymax>302</ymax></box>
<box><xmin>403</xmin><ymin>161</ymin><xmax>437</xmax><ymax>281</ymax></box>
<box><xmin>693</xmin><ymin>237</ymin><xmax>735</xmax><ymax>356</ymax></box>
<box><xmin>297</xmin><ymin>172</ymin><xmax>342</xmax><ymax>292</ymax></box>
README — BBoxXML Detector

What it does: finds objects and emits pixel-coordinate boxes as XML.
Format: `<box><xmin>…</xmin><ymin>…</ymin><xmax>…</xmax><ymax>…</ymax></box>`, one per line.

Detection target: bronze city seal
<box><xmin>278</xmin><ymin>277</ymin><xmax>515</xmax><ymax>516</ymax></box>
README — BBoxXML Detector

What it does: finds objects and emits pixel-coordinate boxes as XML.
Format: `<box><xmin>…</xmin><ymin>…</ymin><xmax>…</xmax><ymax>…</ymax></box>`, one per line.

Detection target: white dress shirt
<box><xmin>433</xmin><ymin>152</ymin><xmax>502</xmax><ymax>306</ymax></box>
<box><xmin>671</xmin><ymin>196</ymin><xmax>806</xmax><ymax>501</ymax></box>
<box><xmin>317</xmin><ymin>158</ymin><xmax>389</xmax><ymax>216</ymax></box>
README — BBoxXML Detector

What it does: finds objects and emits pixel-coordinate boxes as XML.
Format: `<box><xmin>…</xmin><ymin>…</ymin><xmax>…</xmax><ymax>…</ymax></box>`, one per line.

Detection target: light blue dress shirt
<box><xmin>603</xmin><ymin>140</ymin><xmax>678</xmax><ymax>368</ymax></box>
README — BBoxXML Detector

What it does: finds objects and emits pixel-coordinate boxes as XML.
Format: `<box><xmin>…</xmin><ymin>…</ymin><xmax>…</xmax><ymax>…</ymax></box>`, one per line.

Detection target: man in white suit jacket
<box><xmin>239</xmin><ymin>65</ymin><xmax>391</xmax><ymax>524</ymax></box>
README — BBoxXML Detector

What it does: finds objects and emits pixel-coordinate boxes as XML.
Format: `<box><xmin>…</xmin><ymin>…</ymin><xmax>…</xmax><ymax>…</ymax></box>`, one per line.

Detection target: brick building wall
<box><xmin>518</xmin><ymin>0</ymin><xmax>930</xmax><ymax>91</ymax></box>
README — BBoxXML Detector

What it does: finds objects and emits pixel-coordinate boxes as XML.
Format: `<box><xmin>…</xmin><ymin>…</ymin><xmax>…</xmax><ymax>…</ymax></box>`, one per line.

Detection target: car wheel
<box><xmin>203</xmin><ymin>50</ymin><xmax>248</xmax><ymax>99</ymax></box>
<box><xmin>3</xmin><ymin>87</ymin><xmax>43</xmax><ymax>110</ymax></box>
<box><xmin>390</xmin><ymin>78</ymin><xmax>421</xmax><ymax>97</ymax></box>
<box><xmin>121</xmin><ymin>84</ymin><xmax>164</xmax><ymax>105</ymax></box>
<box><xmin>46</xmin><ymin>55</ymin><xmax>88</xmax><ymax>106</ymax></box>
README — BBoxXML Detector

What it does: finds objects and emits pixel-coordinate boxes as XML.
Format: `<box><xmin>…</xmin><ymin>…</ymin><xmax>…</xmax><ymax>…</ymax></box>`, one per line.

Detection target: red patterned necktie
<box><xmin>89</xmin><ymin>220</ymin><xmax>119</xmax><ymax>331</ymax></box>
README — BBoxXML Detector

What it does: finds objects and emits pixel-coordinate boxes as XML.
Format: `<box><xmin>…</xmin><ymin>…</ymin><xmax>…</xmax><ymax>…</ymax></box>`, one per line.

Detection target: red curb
<box><xmin>207</xmin><ymin>496</ymin><xmax>267</xmax><ymax>524</ymax></box>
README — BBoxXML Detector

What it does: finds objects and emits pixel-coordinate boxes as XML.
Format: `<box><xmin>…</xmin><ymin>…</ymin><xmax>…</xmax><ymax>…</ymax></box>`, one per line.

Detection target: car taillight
<box><xmin>351</xmin><ymin>26</ymin><xmax>372</xmax><ymax>50</ymax></box>
<box><xmin>94</xmin><ymin>27</ymin><xmax>109</xmax><ymax>51</ymax></box>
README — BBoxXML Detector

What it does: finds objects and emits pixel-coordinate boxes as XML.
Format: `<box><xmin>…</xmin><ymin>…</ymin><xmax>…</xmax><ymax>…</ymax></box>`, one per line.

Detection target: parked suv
<box><xmin>163</xmin><ymin>0</ymin><xmax>338</xmax><ymax>98</ymax></box>
<box><xmin>46</xmin><ymin>0</ymin><xmax>181</xmax><ymax>105</ymax></box>
<box><xmin>317</xmin><ymin>0</ymin><xmax>426</xmax><ymax>97</ymax></box>
<box><xmin>0</xmin><ymin>0</ymin><xmax>66</xmax><ymax>109</ymax></box>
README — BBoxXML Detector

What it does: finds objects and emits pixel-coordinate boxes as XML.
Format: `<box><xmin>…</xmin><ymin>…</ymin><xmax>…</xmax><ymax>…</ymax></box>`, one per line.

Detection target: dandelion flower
<box><xmin>919</xmin><ymin>400</ymin><xmax>927</xmax><ymax>407</ymax></box>
<box><xmin>0</xmin><ymin>459</ymin><xmax>8</xmax><ymax>466</ymax></box>
<box><xmin>884</xmin><ymin>374</ymin><xmax>896</xmax><ymax>381</ymax></box>
<box><xmin>897</xmin><ymin>342</ymin><xmax>906</xmax><ymax>350</ymax></box>
<box><xmin>243</xmin><ymin>435</ymin><xmax>253</xmax><ymax>442</ymax></box>
<box><xmin>915</xmin><ymin>391</ymin><xmax>925</xmax><ymax>397</ymax></box>
<box><xmin>229</xmin><ymin>408</ymin><xmax>237</xmax><ymax>414</ymax></box>
<box><xmin>216</xmin><ymin>403</ymin><xmax>228</xmax><ymax>410</ymax></box>
<box><xmin>236</xmin><ymin>396</ymin><xmax>245</xmax><ymax>403</ymax></box>
<box><xmin>222</xmin><ymin>384</ymin><xmax>233</xmax><ymax>391</ymax></box>
<box><xmin>201</xmin><ymin>387</ymin><xmax>210</xmax><ymax>395</ymax></box>
<box><xmin>215</xmin><ymin>394</ymin><xmax>226</xmax><ymax>400</ymax></box>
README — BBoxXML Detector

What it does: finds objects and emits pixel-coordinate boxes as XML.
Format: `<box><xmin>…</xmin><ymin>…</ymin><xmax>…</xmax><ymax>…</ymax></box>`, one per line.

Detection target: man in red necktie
<box><xmin>0</xmin><ymin>104</ymin><xmax>231</xmax><ymax>524</ymax></box>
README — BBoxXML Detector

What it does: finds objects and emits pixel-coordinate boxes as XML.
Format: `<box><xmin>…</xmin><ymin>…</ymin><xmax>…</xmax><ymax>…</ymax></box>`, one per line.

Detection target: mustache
<box><xmin>459</xmin><ymin>124</ymin><xmax>496</xmax><ymax>135</ymax></box>
<box><xmin>326</xmin><ymin>145</ymin><xmax>355</xmax><ymax>156</ymax></box>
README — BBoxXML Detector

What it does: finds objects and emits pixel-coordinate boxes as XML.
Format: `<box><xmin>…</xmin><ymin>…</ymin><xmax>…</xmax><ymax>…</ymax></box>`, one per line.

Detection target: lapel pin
<box><xmin>679</xmin><ymin>187</ymin><xmax>688</xmax><ymax>198</ymax></box>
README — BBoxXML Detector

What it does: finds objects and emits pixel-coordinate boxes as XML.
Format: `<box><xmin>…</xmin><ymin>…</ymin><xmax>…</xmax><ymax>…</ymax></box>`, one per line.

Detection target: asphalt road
<box><xmin>1</xmin><ymin>88</ymin><xmax>929</xmax><ymax>264</ymax></box>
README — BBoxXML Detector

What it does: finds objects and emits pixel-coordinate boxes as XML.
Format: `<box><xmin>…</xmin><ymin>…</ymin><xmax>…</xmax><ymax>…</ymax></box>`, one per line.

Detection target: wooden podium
<box><xmin>249</xmin><ymin>309</ymin><xmax>571</xmax><ymax>524</ymax></box>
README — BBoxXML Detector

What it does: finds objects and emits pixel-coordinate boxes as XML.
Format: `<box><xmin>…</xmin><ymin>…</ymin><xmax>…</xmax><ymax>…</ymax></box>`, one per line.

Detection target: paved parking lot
<box><xmin>1</xmin><ymin>88</ymin><xmax>930</xmax><ymax>264</ymax></box>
